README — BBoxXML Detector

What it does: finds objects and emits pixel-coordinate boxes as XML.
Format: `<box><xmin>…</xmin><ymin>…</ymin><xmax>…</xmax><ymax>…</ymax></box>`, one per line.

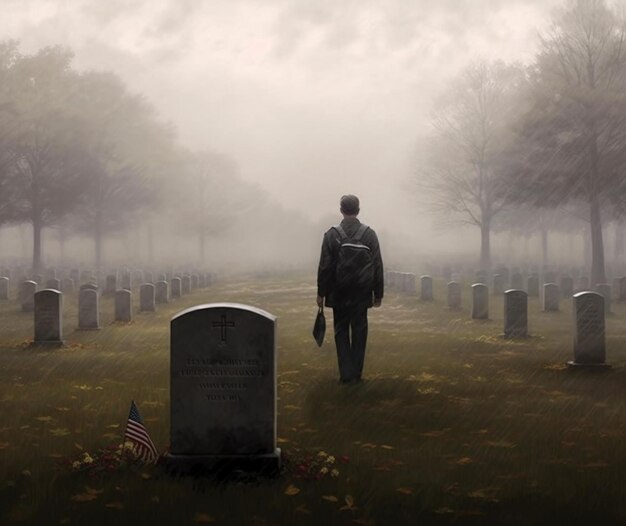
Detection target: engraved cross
<box><xmin>212</xmin><ymin>315</ymin><xmax>235</xmax><ymax>343</ymax></box>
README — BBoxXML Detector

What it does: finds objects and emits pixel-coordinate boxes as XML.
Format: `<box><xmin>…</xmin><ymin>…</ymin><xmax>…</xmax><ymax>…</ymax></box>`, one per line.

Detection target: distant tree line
<box><xmin>419</xmin><ymin>0</ymin><xmax>626</xmax><ymax>285</ymax></box>
<box><xmin>0</xmin><ymin>42</ymin><xmax>284</xmax><ymax>272</ymax></box>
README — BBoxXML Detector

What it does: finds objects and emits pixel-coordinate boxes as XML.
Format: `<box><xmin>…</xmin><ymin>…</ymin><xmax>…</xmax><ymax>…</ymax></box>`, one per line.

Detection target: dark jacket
<box><xmin>317</xmin><ymin>217</ymin><xmax>384</xmax><ymax>309</ymax></box>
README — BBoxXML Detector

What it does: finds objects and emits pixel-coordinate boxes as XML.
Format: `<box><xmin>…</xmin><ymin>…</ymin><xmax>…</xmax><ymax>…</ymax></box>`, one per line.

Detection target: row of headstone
<box><xmin>385</xmin><ymin>271</ymin><xmax>416</xmax><ymax>295</ymax></box>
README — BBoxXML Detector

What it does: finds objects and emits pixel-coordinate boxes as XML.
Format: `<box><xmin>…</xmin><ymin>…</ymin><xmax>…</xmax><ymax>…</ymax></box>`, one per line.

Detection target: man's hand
<box><xmin>373</xmin><ymin>298</ymin><xmax>382</xmax><ymax>308</ymax></box>
<box><xmin>317</xmin><ymin>296</ymin><xmax>324</xmax><ymax>308</ymax></box>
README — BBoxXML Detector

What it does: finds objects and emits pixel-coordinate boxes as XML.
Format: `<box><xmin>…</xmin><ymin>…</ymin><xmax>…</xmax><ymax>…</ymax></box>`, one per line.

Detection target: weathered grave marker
<box><xmin>447</xmin><ymin>281</ymin><xmax>461</xmax><ymax>309</ymax></box>
<box><xmin>568</xmin><ymin>292</ymin><xmax>610</xmax><ymax>369</ymax></box>
<box><xmin>115</xmin><ymin>289</ymin><xmax>132</xmax><ymax>322</ymax></box>
<box><xmin>543</xmin><ymin>283</ymin><xmax>560</xmax><ymax>312</ymax></box>
<box><xmin>78</xmin><ymin>289</ymin><xmax>100</xmax><ymax>330</ymax></box>
<box><xmin>140</xmin><ymin>283</ymin><xmax>156</xmax><ymax>312</ymax></box>
<box><xmin>166</xmin><ymin>303</ymin><xmax>281</xmax><ymax>475</ymax></box>
<box><xmin>420</xmin><ymin>275</ymin><xmax>433</xmax><ymax>301</ymax></box>
<box><xmin>504</xmin><ymin>289</ymin><xmax>528</xmax><ymax>338</ymax></box>
<box><xmin>34</xmin><ymin>290</ymin><xmax>63</xmax><ymax>345</ymax></box>
<box><xmin>471</xmin><ymin>283</ymin><xmax>489</xmax><ymax>319</ymax></box>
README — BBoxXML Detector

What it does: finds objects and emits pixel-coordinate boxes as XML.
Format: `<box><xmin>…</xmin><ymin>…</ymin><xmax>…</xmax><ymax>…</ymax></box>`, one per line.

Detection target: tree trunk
<box><xmin>614</xmin><ymin>223</ymin><xmax>624</xmax><ymax>262</ymax></box>
<box><xmin>541</xmin><ymin>228</ymin><xmax>548</xmax><ymax>267</ymax></box>
<box><xmin>32</xmin><ymin>214</ymin><xmax>43</xmax><ymax>273</ymax></box>
<box><xmin>590</xmin><ymin>197</ymin><xmax>606</xmax><ymax>286</ymax></box>
<box><xmin>480</xmin><ymin>222</ymin><xmax>491</xmax><ymax>270</ymax></box>
<box><xmin>94</xmin><ymin>212</ymin><xmax>103</xmax><ymax>271</ymax></box>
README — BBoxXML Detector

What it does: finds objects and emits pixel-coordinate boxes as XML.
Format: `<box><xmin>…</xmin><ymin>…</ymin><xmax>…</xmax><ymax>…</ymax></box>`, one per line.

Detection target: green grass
<box><xmin>1</xmin><ymin>275</ymin><xmax>626</xmax><ymax>526</ymax></box>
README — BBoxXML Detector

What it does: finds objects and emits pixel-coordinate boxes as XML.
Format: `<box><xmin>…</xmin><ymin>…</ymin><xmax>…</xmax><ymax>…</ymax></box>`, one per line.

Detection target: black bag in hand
<box><xmin>312</xmin><ymin>306</ymin><xmax>326</xmax><ymax>347</ymax></box>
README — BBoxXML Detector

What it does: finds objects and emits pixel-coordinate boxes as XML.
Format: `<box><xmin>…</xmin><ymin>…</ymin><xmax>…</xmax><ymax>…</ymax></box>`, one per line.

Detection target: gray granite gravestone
<box><xmin>78</xmin><ymin>289</ymin><xmax>100</xmax><ymax>330</ymax></box>
<box><xmin>420</xmin><ymin>275</ymin><xmax>433</xmax><ymax>301</ymax></box>
<box><xmin>447</xmin><ymin>281</ymin><xmax>461</xmax><ymax>309</ymax></box>
<box><xmin>182</xmin><ymin>276</ymin><xmax>191</xmax><ymax>295</ymax></box>
<box><xmin>165</xmin><ymin>303</ymin><xmax>281</xmax><ymax>475</ymax></box>
<box><xmin>543</xmin><ymin>283</ymin><xmax>560</xmax><ymax>312</ymax></box>
<box><xmin>0</xmin><ymin>277</ymin><xmax>9</xmax><ymax>300</ymax></box>
<box><xmin>595</xmin><ymin>283</ymin><xmax>612</xmax><ymax>314</ymax></box>
<box><xmin>34</xmin><ymin>289</ymin><xmax>63</xmax><ymax>345</ymax></box>
<box><xmin>140</xmin><ymin>283</ymin><xmax>156</xmax><ymax>312</ymax></box>
<box><xmin>172</xmin><ymin>277</ymin><xmax>182</xmax><ymax>299</ymax></box>
<box><xmin>527</xmin><ymin>275</ymin><xmax>539</xmax><ymax>297</ymax></box>
<box><xmin>471</xmin><ymin>283</ymin><xmax>489</xmax><ymax>319</ymax></box>
<box><xmin>560</xmin><ymin>276</ymin><xmax>574</xmax><ymax>298</ymax></box>
<box><xmin>20</xmin><ymin>280</ymin><xmax>37</xmax><ymax>312</ymax></box>
<box><xmin>115</xmin><ymin>289</ymin><xmax>132</xmax><ymax>322</ymax></box>
<box><xmin>568</xmin><ymin>292</ymin><xmax>610</xmax><ymax>369</ymax></box>
<box><xmin>504</xmin><ymin>289</ymin><xmax>527</xmax><ymax>338</ymax></box>
<box><xmin>492</xmin><ymin>274</ymin><xmax>504</xmax><ymax>296</ymax></box>
<box><xmin>156</xmin><ymin>281</ymin><xmax>170</xmax><ymax>304</ymax></box>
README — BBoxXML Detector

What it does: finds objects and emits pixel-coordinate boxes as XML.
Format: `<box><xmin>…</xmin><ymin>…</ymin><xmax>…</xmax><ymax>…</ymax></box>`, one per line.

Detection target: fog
<box><xmin>2</xmin><ymin>0</ymin><xmax>619</xmax><ymax>275</ymax></box>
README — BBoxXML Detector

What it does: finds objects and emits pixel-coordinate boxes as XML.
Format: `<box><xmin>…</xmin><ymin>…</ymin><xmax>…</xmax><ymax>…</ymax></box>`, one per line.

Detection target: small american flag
<box><xmin>123</xmin><ymin>400</ymin><xmax>159</xmax><ymax>463</ymax></box>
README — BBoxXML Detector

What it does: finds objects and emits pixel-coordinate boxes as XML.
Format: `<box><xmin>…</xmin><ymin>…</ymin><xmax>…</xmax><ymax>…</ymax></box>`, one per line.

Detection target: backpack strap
<box><xmin>333</xmin><ymin>225</ymin><xmax>348</xmax><ymax>241</ymax></box>
<box><xmin>353</xmin><ymin>224</ymin><xmax>369</xmax><ymax>241</ymax></box>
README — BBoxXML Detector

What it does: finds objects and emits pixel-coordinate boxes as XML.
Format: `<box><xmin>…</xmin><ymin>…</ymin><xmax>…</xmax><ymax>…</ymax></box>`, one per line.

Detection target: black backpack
<box><xmin>333</xmin><ymin>224</ymin><xmax>374</xmax><ymax>291</ymax></box>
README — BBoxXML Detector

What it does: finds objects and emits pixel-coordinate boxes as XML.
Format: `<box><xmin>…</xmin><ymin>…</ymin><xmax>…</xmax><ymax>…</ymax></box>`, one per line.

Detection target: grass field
<box><xmin>1</xmin><ymin>274</ymin><xmax>626</xmax><ymax>526</ymax></box>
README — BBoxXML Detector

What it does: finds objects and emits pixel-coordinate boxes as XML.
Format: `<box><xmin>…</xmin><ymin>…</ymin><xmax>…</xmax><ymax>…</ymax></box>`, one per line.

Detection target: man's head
<box><xmin>340</xmin><ymin>194</ymin><xmax>360</xmax><ymax>217</ymax></box>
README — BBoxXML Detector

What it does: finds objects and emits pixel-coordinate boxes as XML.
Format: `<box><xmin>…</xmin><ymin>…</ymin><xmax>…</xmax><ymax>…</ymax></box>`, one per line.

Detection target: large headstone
<box><xmin>420</xmin><ymin>275</ymin><xmax>433</xmax><ymax>301</ymax></box>
<box><xmin>447</xmin><ymin>281</ymin><xmax>461</xmax><ymax>309</ymax></box>
<box><xmin>20</xmin><ymin>280</ymin><xmax>37</xmax><ymax>312</ymax></box>
<box><xmin>471</xmin><ymin>283</ymin><xmax>489</xmax><ymax>319</ymax></box>
<box><xmin>34</xmin><ymin>289</ymin><xmax>63</xmax><ymax>345</ymax></box>
<box><xmin>527</xmin><ymin>275</ymin><xmax>539</xmax><ymax>297</ymax></box>
<box><xmin>0</xmin><ymin>277</ymin><xmax>9</xmax><ymax>300</ymax></box>
<box><xmin>504</xmin><ymin>289</ymin><xmax>528</xmax><ymax>338</ymax></box>
<box><xmin>115</xmin><ymin>289</ymin><xmax>132</xmax><ymax>322</ymax></box>
<box><xmin>140</xmin><ymin>283</ymin><xmax>156</xmax><ymax>312</ymax></box>
<box><xmin>568</xmin><ymin>292</ymin><xmax>609</xmax><ymax>368</ymax></box>
<box><xmin>166</xmin><ymin>303</ymin><xmax>281</xmax><ymax>475</ymax></box>
<box><xmin>78</xmin><ymin>289</ymin><xmax>100</xmax><ymax>330</ymax></box>
<box><xmin>543</xmin><ymin>283</ymin><xmax>560</xmax><ymax>312</ymax></box>
<box><xmin>171</xmin><ymin>277</ymin><xmax>182</xmax><ymax>299</ymax></box>
<box><xmin>155</xmin><ymin>281</ymin><xmax>169</xmax><ymax>304</ymax></box>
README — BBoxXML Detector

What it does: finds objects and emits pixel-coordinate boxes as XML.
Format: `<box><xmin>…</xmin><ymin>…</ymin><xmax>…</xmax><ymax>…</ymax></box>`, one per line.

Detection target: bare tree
<box><xmin>418</xmin><ymin>61</ymin><xmax>526</xmax><ymax>270</ymax></box>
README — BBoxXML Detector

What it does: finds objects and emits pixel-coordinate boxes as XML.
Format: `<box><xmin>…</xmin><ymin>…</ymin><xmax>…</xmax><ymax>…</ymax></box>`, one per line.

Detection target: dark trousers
<box><xmin>333</xmin><ymin>306</ymin><xmax>368</xmax><ymax>381</ymax></box>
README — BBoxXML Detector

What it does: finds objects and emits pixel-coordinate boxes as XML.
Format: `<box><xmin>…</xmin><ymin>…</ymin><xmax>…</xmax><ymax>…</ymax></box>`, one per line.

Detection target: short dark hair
<box><xmin>340</xmin><ymin>194</ymin><xmax>360</xmax><ymax>215</ymax></box>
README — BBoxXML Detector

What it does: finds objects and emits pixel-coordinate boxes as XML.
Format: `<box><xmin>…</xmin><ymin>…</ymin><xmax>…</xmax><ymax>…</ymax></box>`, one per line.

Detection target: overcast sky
<box><xmin>1</xmin><ymin>0</ymin><xmax>563</xmax><ymax>241</ymax></box>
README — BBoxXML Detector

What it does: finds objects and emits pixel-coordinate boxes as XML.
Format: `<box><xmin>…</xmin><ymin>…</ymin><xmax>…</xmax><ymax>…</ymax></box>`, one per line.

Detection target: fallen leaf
<box><xmin>322</xmin><ymin>496</ymin><xmax>339</xmax><ymax>503</ymax></box>
<box><xmin>105</xmin><ymin>502</ymin><xmax>124</xmax><ymax>510</ymax></box>
<box><xmin>50</xmin><ymin>428</ymin><xmax>70</xmax><ymax>437</ymax></box>
<box><xmin>193</xmin><ymin>513</ymin><xmax>215</xmax><ymax>523</ymax></box>
<box><xmin>141</xmin><ymin>473</ymin><xmax>151</xmax><ymax>480</ymax></box>
<box><xmin>107</xmin><ymin>424</ymin><xmax>120</xmax><ymax>429</ymax></box>
<box><xmin>380</xmin><ymin>445</ymin><xmax>394</xmax><ymax>450</ymax></box>
<box><xmin>284</xmin><ymin>485</ymin><xmax>300</xmax><ymax>496</ymax></box>
<box><xmin>457</xmin><ymin>457</ymin><xmax>473</xmax><ymax>465</ymax></box>
<box><xmin>85</xmin><ymin>487</ymin><xmax>104</xmax><ymax>496</ymax></box>
<box><xmin>74</xmin><ymin>443</ymin><xmax>83</xmax><ymax>450</ymax></box>
<box><xmin>296</xmin><ymin>505</ymin><xmax>311</xmax><ymax>514</ymax></box>
<box><xmin>36</xmin><ymin>416</ymin><xmax>53</xmax><ymax>423</ymax></box>
<box><xmin>486</xmin><ymin>440</ymin><xmax>516</xmax><ymax>449</ymax></box>
<box><xmin>340</xmin><ymin>495</ymin><xmax>358</xmax><ymax>511</ymax></box>
<box><xmin>71</xmin><ymin>493</ymin><xmax>98</xmax><ymax>502</ymax></box>
<box><xmin>396</xmin><ymin>488</ymin><xmax>413</xmax><ymax>495</ymax></box>
<box><xmin>361</xmin><ymin>443</ymin><xmax>377</xmax><ymax>449</ymax></box>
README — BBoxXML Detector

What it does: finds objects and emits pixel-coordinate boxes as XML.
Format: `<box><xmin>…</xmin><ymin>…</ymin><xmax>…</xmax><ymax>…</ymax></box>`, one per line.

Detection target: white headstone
<box><xmin>420</xmin><ymin>275</ymin><xmax>433</xmax><ymax>301</ymax></box>
<box><xmin>155</xmin><ymin>281</ymin><xmax>169</xmax><ymax>304</ymax></box>
<box><xmin>140</xmin><ymin>283</ymin><xmax>156</xmax><ymax>312</ymax></box>
<box><xmin>115</xmin><ymin>289</ymin><xmax>132</xmax><ymax>322</ymax></box>
<box><xmin>447</xmin><ymin>281</ymin><xmax>461</xmax><ymax>309</ymax></box>
<box><xmin>171</xmin><ymin>277</ymin><xmax>182</xmax><ymax>299</ymax></box>
<box><xmin>20</xmin><ymin>280</ymin><xmax>37</xmax><ymax>312</ymax></box>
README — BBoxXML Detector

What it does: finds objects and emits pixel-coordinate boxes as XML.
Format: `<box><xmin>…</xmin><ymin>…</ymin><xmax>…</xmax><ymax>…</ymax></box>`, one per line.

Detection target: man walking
<box><xmin>317</xmin><ymin>194</ymin><xmax>384</xmax><ymax>383</ymax></box>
